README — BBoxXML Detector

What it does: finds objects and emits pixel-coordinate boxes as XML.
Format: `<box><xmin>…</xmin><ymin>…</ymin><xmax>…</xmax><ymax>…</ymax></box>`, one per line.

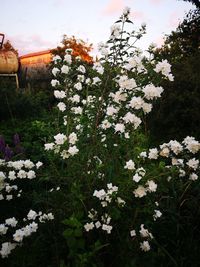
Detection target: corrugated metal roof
<box><xmin>19</xmin><ymin>49</ymin><xmax>52</xmax><ymax>59</ymax></box>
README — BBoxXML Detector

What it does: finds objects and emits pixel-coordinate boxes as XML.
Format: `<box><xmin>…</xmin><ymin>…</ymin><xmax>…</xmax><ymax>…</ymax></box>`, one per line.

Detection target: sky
<box><xmin>0</xmin><ymin>0</ymin><xmax>194</xmax><ymax>56</ymax></box>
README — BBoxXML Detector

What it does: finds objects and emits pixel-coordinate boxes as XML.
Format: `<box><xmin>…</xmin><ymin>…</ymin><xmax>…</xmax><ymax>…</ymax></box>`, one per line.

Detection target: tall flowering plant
<box><xmin>1</xmin><ymin>7</ymin><xmax>198</xmax><ymax>267</ymax></box>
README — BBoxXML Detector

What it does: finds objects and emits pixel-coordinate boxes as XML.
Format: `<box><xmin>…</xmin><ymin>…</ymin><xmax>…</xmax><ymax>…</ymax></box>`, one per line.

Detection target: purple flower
<box><xmin>4</xmin><ymin>145</ymin><xmax>14</xmax><ymax>161</ymax></box>
<box><xmin>13</xmin><ymin>134</ymin><xmax>20</xmax><ymax>146</ymax></box>
<box><xmin>0</xmin><ymin>135</ymin><xmax>6</xmax><ymax>153</ymax></box>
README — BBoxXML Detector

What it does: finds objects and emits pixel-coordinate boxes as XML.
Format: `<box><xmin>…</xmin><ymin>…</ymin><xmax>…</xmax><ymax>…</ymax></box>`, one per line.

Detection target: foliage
<box><xmin>179</xmin><ymin>0</ymin><xmax>200</xmax><ymax>8</ymax></box>
<box><xmin>0</xmin><ymin>7</ymin><xmax>200</xmax><ymax>267</ymax></box>
<box><xmin>147</xmin><ymin>8</ymin><xmax>200</xmax><ymax>144</ymax></box>
<box><xmin>51</xmin><ymin>35</ymin><xmax>93</xmax><ymax>63</ymax></box>
<box><xmin>1</xmin><ymin>39</ymin><xmax>18</xmax><ymax>56</ymax></box>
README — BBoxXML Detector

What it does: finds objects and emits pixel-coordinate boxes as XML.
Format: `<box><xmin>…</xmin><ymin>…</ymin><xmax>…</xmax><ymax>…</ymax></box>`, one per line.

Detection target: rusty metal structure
<box><xmin>0</xmin><ymin>33</ymin><xmax>19</xmax><ymax>88</ymax></box>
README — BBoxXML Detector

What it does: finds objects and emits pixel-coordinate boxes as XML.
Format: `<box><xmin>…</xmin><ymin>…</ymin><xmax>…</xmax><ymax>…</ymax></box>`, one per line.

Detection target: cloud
<box><xmin>154</xmin><ymin>36</ymin><xmax>165</xmax><ymax>47</ymax></box>
<box><xmin>6</xmin><ymin>34</ymin><xmax>55</xmax><ymax>56</ymax></box>
<box><xmin>53</xmin><ymin>0</ymin><xmax>65</xmax><ymax>7</ymax></box>
<box><xmin>130</xmin><ymin>10</ymin><xmax>146</xmax><ymax>21</ymax></box>
<box><xmin>168</xmin><ymin>11</ymin><xmax>181</xmax><ymax>28</ymax></box>
<box><xmin>102</xmin><ymin>0</ymin><xmax>125</xmax><ymax>15</ymax></box>
<box><xmin>149</xmin><ymin>0</ymin><xmax>162</xmax><ymax>5</ymax></box>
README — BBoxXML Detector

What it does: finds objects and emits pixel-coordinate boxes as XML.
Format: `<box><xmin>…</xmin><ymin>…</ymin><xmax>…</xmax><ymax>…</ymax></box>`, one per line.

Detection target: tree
<box><xmin>179</xmin><ymin>0</ymin><xmax>200</xmax><ymax>8</ymax></box>
<box><xmin>147</xmin><ymin>8</ymin><xmax>200</xmax><ymax>144</ymax></box>
<box><xmin>52</xmin><ymin>35</ymin><xmax>93</xmax><ymax>63</ymax></box>
<box><xmin>2</xmin><ymin>40</ymin><xmax>18</xmax><ymax>56</ymax></box>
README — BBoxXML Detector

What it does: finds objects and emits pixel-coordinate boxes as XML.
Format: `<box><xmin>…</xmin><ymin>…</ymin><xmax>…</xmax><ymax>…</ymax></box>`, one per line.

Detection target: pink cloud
<box><xmin>130</xmin><ymin>10</ymin><xmax>146</xmax><ymax>21</ymax></box>
<box><xmin>149</xmin><ymin>0</ymin><xmax>162</xmax><ymax>4</ymax></box>
<box><xmin>168</xmin><ymin>11</ymin><xmax>181</xmax><ymax>28</ymax></box>
<box><xmin>154</xmin><ymin>36</ymin><xmax>165</xmax><ymax>47</ymax></box>
<box><xmin>102</xmin><ymin>0</ymin><xmax>125</xmax><ymax>15</ymax></box>
<box><xmin>6</xmin><ymin>34</ymin><xmax>54</xmax><ymax>56</ymax></box>
<box><xmin>53</xmin><ymin>0</ymin><xmax>65</xmax><ymax>7</ymax></box>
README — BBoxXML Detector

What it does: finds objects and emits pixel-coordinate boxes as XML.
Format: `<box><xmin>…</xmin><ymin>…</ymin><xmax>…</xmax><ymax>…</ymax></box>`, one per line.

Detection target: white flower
<box><xmin>123</xmin><ymin>6</ymin><xmax>131</xmax><ymax>17</ymax></box>
<box><xmin>143</xmin><ymin>84</ymin><xmax>163</xmax><ymax>100</ymax></box>
<box><xmin>77</xmin><ymin>65</ymin><xmax>86</xmax><ymax>73</ymax></box>
<box><xmin>130</xmin><ymin>229</ymin><xmax>136</xmax><ymax>237</ymax></box>
<box><xmin>13</xmin><ymin>229</ymin><xmax>24</xmax><ymax>242</ymax></box>
<box><xmin>133</xmin><ymin>185</ymin><xmax>146</xmax><ymax>198</ymax></box>
<box><xmin>92</xmin><ymin>77</ymin><xmax>101</xmax><ymax>85</ymax></box>
<box><xmin>110</xmin><ymin>24</ymin><xmax>121</xmax><ymax>38</ymax></box>
<box><xmin>146</xmin><ymin>180</ymin><xmax>157</xmax><ymax>192</ymax></box>
<box><xmin>183</xmin><ymin>136</ymin><xmax>200</xmax><ymax>154</ymax></box>
<box><xmin>118</xmin><ymin>75</ymin><xmax>137</xmax><ymax>90</ymax></box>
<box><xmin>52</xmin><ymin>67</ymin><xmax>60</xmax><ymax>77</ymax></box>
<box><xmin>139</xmin><ymin>151</ymin><xmax>147</xmax><ymax>158</ymax></box>
<box><xmin>123</xmin><ymin>112</ymin><xmax>141</xmax><ymax>128</ymax></box>
<box><xmin>93</xmin><ymin>189</ymin><xmax>106</xmax><ymax>200</ymax></box>
<box><xmin>142</xmin><ymin>102</ymin><xmax>152</xmax><ymax>114</ymax></box>
<box><xmin>101</xmin><ymin>119</ymin><xmax>111</xmax><ymax>130</ymax></box>
<box><xmin>168</xmin><ymin>140</ymin><xmax>183</xmax><ymax>155</ymax></box>
<box><xmin>44</xmin><ymin>143</ymin><xmax>54</xmax><ymax>151</ymax></box>
<box><xmin>84</xmin><ymin>222</ymin><xmax>94</xmax><ymax>232</ymax></box>
<box><xmin>139</xmin><ymin>224</ymin><xmax>153</xmax><ymax>239</ymax></box>
<box><xmin>64</xmin><ymin>54</ymin><xmax>72</xmax><ymax>64</ymax></box>
<box><xmin>115</xmin><ymin>123</ymin><xmax>125</xmax><ymax>133</ymax></box>
<box><xmin>54</xmin><ymin>90</ymin><xmax>66</xmax><ymax>99</ymax></box>
<box><xmin>57</xmin><ymin>102</ymin><xmax>66</xmax><ymax>112</ymax></box>
<box><xmin>148</xmin><ymin>148</ymin><xmax>158</xmax><ymax>159</ymax></box>
<box><xmin>0</xmin><ymin>172</ymin><xmax>6</xmax><ymax>181</ymax></box>
<box><xmin>27</xmin><ymin>170</ymin><xmax>36</xmax><ymax>179</ymax></box>
<box><xmin>93</xmin><ymin>62</ymin><xmax>104</xmax><ymax>74</ymax></box>
<box><xmin>0</xmin><ymin>242</ymin><xmax>17</xmax><ymax>258</ymax></box>
<box><xmin>154</xmin><ymin>59</ymin><xmax>172</xmax><ymax>78</ymax></box>
<box><xmin>106</xmin><ymin>106</ymin><xmax>118</xmax><ymax>116</ymax></box>
<box><xmin>140</xmin><ymin>241</ymin><xmax>151</xmax><ymax>252</ymax></box>
<box><xmin>71</xmin><ymin>106</ymin><xmax>83</xmax><ymax>114</ymax></box>
<box><xmin>189</xmin><ymin>173</ymin><xmax>198</xmax><ymax>181</ymax></box>
<box><xmin>159</xmin><ymin>147</ymin><xmax>170</xmax><ymax>157</ymax></box>
<box><xmin>51</xmin><ymin>79</ymin><xmax>60</xmax><ymax>87</ymax></box>
<box><xmin>36</xmin><ymin>161</ymin><xmax>43</xmax><ymax>169</ymax></box>
<box><xmin>61</xmin><ymin>65</ymin><xmax>69</xmax><ymax>74</ymax></box>
<box><xmin>186</xmin><ymin>158</ymin><xmax>199</xmax><ymax>170</ymax></box>
<box><xmin>129</xmin><ymin>96</ymin><xmax>144</xmax><ymax>110</ymax></box>
<box><xmin>116</xmin><ymin>197</ymin><xmax>126</xmax><ymax>206</ymax></box>
<box><xmin>8</xmin><ymin>171</ymin><xmax>16</xmax><ymax>180</ymax></box>
<box><xmin>102</xmin><ymin>224</ymin><xmax>112</xmax><ymax>234</ymax></box>
<box><xmin>133</xmin><ymin>173</ymin><xmax>142</xmax><ymax>183</ymax></box>
<box><xmin>71</xmin><ymin>94</ymin><xmax>80</xmax><ymax>103</ymax></box>
<box><xmin>95</xmin><ymin>221</ymin><xmax>101</xmax><ymax>229</ymax></box>
<box><xmin>29</xmin><ymin>222</ymin><xmax>38</xmax><ymax>232</ymax></box>
<box><xmin>54</xmin><ymin>133</ymin><xmax>67</xmax><ymax>145</ymax></box>
<box><xmin>124</xmin><ymin>160</ymin><xmax>135</xmax><ymax>170</ymax></box>
<box><xmin>17</xmin><ymin>170</ymin><xmax>27</xmax><ymax>179</ymax></box>
<box><xmin>68</xmin><ymin>146</ymin><xmax>79</xmax><ymax>156</ymax></box>
<box><xmin>153</xmin><ymin>210</ymin><xmax>162</xmax><ymax>221</ymax></box>
<box><xmin>5</xmin><ymin>217</ymin><xmax>18</xmax><ymax>227</ymax></box>
<box><xmin>77</xmin><ymin>75</ymin><xmax>85</xmax><ymax>82</ymax></box>
<box><xmin>52</xmin><ymin>55</ymin><xmax>61</xmax><ymax>62</ymax></box>
<box><xmin>98</xmin><ymin>42</ymin><xmax>109</xmax><ymax>56</ymax></box>
<box><xmin>24</xmin><ymin>160</ymin><xmax>35</xmax><ymax>169</ymax></box>
<box><xmin>27</xmin><ymin>210</ymin><xmax>37</xmax><ymax>220</ymax></box>
<box><xmin>0</xmin><ymin>224</ymin><xmax>8</xmax><ymax>235</ymax></box>
<box><xmin>6</xmin><ymin>195</ymin><xmax>13</xmax><ymax>201</ymax></box>
<box><xmin>74</xmin><ymin>82</ymin><xmax>82</xmax><ymax>91</ymax></box>
<box><xmin>68</xmin><ymin>132</ymin><xmax>78</xmax><ymax>145</ymax></box>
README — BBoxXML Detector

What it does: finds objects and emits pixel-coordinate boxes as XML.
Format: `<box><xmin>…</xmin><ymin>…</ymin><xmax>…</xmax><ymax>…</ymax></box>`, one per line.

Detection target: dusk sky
<box><xmin>1</xmin><ymin>0</ymin><xmax>194</xmax><ymax>56</ymax></box>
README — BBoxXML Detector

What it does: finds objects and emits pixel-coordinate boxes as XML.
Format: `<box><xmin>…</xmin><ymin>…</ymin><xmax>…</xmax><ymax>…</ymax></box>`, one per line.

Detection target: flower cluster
<box><xmin>0</xmin><ymin>159</ymin><xmax>43</xmax><ymax>201</ymax></box>
<box><xmin>43</xmin><ymin>7</ymin><xmax>200</xmax><ymax>258</ymax></box>
<box><xmin>139</xmin><ymin>136</ymin><xmax>200</xmax><ymax>182</ymax></box>
<box><xmin>84</xmin><ymin>183</ymin><xmax>125</xmax><ymax>234</ymax></box>
<box><xmin>0</xmin><ymin>210</ymin><xmax>54</xmax><ymax>258</ymax></box>
<box><xmin>0</xmin><ymin>158</ymin><xmax>54</xmax><ymax>258</ymax></box>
